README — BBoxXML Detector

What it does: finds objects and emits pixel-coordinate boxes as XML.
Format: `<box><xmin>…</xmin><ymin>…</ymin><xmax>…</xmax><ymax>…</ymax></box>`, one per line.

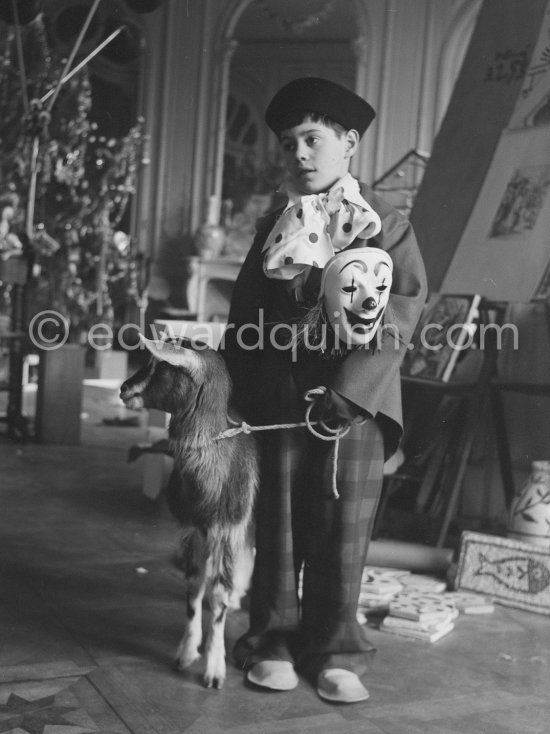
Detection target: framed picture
<box><xmin>442</xmin><ymin>126</ymin><xmax>550</xmax><ymax>302</ymax></box>
<box><xmin>534</xmin><ymin>258</ymin><xmax>550</xmax><ymax>301</ymax></box>
<box><xmin>401</xmin><ymin>293</ymin><xmax>482</xmax><ymax>383</ymax></box>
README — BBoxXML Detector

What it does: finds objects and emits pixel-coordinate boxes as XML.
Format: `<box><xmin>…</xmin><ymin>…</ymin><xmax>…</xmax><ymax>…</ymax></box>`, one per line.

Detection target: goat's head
<box><xmin>119</xmin><ymin>334</ymin><xmax>230</xmax><ymax>415</ymax></box>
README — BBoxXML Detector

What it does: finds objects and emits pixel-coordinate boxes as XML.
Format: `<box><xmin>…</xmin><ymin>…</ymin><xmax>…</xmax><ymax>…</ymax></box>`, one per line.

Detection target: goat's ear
<box><xmin>138</xmin><ymin>334</ymin><xmax>203</xmax><ymax>377</ymax></box>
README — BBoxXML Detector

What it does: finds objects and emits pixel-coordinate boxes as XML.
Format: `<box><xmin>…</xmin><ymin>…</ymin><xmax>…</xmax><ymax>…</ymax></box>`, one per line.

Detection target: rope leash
<box><xmin>213</xmin><ymin>387</ymin><xmax>359</xmax><ymax>499</ymax></box>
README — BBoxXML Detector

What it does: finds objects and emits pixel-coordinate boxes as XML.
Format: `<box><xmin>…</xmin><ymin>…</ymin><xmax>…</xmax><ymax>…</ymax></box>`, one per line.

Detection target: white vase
<box><xmin>194</xmin><ymin>222</ymin><xmax>225</xmax><ymax>260</ymax></box>
<box><xmin>194</xmin><ymin>195</ymin><xmax>225</xmax><ymax>260</ymax></box>
<box><xmin>508</xmin><ymin>461</ymin><xmax>550</xmax><ymax>548</ymax></box>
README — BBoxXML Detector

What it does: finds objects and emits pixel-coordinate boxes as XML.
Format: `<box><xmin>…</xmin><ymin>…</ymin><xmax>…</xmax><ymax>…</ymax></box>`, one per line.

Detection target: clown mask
<box><xmin>320</xmin><ymin>247</ymin><xmax>393</xmax><ymax>347</ymax></box>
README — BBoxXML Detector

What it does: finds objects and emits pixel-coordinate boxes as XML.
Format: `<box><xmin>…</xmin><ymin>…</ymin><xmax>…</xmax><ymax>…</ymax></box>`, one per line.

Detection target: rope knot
<box><xmin>213</xmin><ymin>421</ymin><xmax>253</xmax><ymax>440</ymax></box>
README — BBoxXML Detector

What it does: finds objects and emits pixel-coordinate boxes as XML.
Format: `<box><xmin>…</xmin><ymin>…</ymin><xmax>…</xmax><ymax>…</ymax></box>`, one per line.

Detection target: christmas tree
<box><xmin>0</xmin><ymin>12</ymin><xmax>147</xmax><ymax>344</ymax></box>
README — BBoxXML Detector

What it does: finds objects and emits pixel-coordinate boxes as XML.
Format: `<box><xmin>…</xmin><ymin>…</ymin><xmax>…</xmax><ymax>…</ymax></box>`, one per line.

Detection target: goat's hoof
<box><xmin>204</xmin><ymin>654</ymin><xmax>226</xmax><ymax>689</ymax></box>
<box><xmin>204</xmin><ymin>672</ymin><xmax>225</xmax><ymax>689</ymax></box>
<box><xmin>174</xmin><ymin>649</ymin><xmax>201</xmax><ymax>671</ymax></box>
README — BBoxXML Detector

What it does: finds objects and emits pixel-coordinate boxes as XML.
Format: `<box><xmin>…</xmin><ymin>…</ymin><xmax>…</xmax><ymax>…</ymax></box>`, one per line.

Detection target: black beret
<box><xmin>265</xmin><ymin>77</ymin><xmax>376</xmax><ymax>138</ymax></box>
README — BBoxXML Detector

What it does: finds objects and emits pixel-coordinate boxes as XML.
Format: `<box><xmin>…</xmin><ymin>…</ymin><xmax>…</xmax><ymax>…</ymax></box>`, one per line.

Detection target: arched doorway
<box><xmin>212</xmin><ymin>0</ymin><xmax>366</xmax><ymax>257</ymax></box>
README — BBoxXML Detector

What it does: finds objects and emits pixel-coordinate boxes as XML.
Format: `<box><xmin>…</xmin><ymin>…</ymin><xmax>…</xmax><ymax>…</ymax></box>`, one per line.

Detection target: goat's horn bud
<box><xmin>139</xmin><ymin>333</ymin><xmax>203</xmax><ymax>376</ymax></box>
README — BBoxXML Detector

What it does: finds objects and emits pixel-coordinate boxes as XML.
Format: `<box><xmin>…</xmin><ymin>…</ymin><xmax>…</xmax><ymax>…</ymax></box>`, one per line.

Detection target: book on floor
<box><xmin>380</xmin><ymin>617</ymin><xmax>455</xmax><ymax>642</ymax></box>
<box><xmin>362</xmin><ymin>566</ymin><xmax>412</xmax><ymax>582</ymax></box>
<box><xmin>399</xmin><ymin>574</ymin><xmax>448</xmax><ymax>594</ymax></box>
<box><xmin>442</xmin><ymin>590</ymin><xmax>495</xmax><ymax>614</ymax></box>
<box><xmin>361</xmin><ymin>574</ymin><xmax>404</xmax><ymax>596</ymax></box>
<box><xmin>389</xmin><ymin>591</ymin><xmax>457</xmax><ymax>623</ymax></box>
<box><xmin>382</xmin><ymin>611</ymin><xmax>457</xmax><ymax>632</ymax></box>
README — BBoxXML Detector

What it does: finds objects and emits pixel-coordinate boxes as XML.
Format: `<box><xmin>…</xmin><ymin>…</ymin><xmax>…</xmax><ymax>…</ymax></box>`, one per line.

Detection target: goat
<box><xmin>119</xmin><ymin>335</ymin><xmax>258</xmax><ymax>689</ymax></box>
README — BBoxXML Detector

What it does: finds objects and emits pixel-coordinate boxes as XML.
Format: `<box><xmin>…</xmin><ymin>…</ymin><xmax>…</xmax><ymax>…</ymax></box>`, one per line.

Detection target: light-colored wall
<box><xmin>138</xmin><ymin>0</ymin><xmax>481</xmax><ymax>273</ymax></box>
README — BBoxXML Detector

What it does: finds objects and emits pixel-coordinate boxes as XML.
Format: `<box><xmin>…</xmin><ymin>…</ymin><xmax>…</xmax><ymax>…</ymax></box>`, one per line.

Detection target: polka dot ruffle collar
<box><xmin>262</xmin><ymin>175</ymin><xmax>382</xmax><ymax>280</ymax></box>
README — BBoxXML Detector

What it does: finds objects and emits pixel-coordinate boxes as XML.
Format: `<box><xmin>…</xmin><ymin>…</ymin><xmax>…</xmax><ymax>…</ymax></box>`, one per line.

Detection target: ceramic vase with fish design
<box><xmin>508</xmin><ymin>460</ymin><xmax>550</xmax><ymax>549</ymax></box>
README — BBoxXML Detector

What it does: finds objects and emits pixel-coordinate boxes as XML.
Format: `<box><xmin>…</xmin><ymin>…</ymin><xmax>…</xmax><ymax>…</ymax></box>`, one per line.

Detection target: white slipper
<box><xmin>247</xmin><ymin>660</ymin><xmax>299</xmax><ymax>691</ymax></box>
<box><xmin>316</xmin><ymin>668</ymin><xmax>369</xmax><ymax>703</ymax></box>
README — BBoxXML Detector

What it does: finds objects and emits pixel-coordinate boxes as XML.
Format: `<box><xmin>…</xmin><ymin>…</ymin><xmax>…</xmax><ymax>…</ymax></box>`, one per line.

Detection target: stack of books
<box><xmin>303</xmin><ymin>565</ymin><xmax>493</xmax><ymax>628</ymax></box>
<box><xmin>357</xmin><ymin>567</ymin><xmax>410</xmax><ymax>620</ymax></box>
<box><xmin>380</xmin><ymin>590</ymin><xmax>458</xmax><ymax>642</ymax></box>
<box><xmin>355</xmin><ymin>567</ymin><xmax>495</xmax><ymax>635</ymax></box>
<box><xmin>399</xmin><ymin>573</ymin><xmax>448</xmax><ymax>594</ymax></box>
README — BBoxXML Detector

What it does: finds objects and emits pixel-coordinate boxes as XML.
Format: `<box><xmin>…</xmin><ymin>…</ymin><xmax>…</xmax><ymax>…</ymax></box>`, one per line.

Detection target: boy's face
<box><xmin>279</xmin><ymin>117</ymin><xmax>358</xmax><ymax>195</ymax></box>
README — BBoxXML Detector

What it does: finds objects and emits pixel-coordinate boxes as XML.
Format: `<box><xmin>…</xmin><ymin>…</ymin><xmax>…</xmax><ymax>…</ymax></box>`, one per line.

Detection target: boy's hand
<box><xmin>314</xmin><ymin>387</ymin><xmax>369</xmax><ymax>425</ymax></box>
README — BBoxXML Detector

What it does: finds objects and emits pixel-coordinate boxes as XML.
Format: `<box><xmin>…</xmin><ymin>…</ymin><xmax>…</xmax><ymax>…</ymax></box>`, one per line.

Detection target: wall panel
<box><xmin>141</xmin><ymin>0</ymin><xmax>475</xmax><ymax>269</ymax></box>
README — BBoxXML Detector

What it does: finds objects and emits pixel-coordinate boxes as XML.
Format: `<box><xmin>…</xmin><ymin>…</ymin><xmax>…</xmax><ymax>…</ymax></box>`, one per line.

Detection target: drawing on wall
<box><xmin>489</xmin><ymin>164</ymin><xmax>550</xmax><ymax>239</ymax></box>
<box><xmin>507</xmin><ymin>4</ymin><xmax>550</xmax><ymax>130</ymax></box>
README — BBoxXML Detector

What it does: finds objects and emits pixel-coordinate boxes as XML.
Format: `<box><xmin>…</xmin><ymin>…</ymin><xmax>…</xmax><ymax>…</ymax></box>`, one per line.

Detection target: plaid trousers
<box><xmin>233</xmin><ymin>378</ymin><xmax>385</xmax><ymax>677</ymax></box>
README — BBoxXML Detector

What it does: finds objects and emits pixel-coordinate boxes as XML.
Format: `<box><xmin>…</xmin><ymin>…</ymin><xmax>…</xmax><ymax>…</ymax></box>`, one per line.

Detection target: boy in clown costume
<box><xmin>221</xmin><ymin>77</ymin><xmax>427</xmax><ymax>703</ymax></box>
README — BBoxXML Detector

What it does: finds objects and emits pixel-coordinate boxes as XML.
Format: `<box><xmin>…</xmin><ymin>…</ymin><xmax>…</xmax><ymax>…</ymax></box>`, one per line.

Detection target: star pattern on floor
<box><xmin>0</xmin><ymin>692</ymin><xmax>92</xmax><ymax>734</ymax></box>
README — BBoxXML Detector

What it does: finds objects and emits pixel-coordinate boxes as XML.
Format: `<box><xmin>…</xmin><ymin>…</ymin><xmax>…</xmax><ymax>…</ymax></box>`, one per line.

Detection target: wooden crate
<box><xmin>35</xmin><ymin>345</ymin><xmax>84</xmax><ymax>445</ymax></box>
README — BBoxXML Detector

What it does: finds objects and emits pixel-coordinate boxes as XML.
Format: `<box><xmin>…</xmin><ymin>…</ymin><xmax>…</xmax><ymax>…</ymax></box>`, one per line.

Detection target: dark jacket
<box><xmin>221</xmin><ymin>183</ymin><xmax>427</xmax><ymax>458</ymax></box>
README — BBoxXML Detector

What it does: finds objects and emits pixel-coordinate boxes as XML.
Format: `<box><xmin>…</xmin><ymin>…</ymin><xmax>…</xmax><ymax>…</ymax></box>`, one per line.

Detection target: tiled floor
<box><xmin>1</xmin><ymin>383</ymin><xmax>549</xmax><ymax>733</ymax></box>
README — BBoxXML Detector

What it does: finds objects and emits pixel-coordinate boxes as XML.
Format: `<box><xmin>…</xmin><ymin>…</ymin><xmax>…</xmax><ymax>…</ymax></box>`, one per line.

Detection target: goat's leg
<box><xmin>203</xmin><ymin>536</ymin><xmax>235</xmax><ymax>689</ymax></box>
<box><xmin>175</xmin><ymin>530</ymin><xmax>207</xmax><ymax>670</ymax></box>
<box><xmin>228</xmin><ymin>525</ymin><xmax>255</xmax><ymax>610</ymax></box>
<box><xmin>204</xmin><ymin>578</ymin><xmax>230</xmax><ymax>689</ymax></box>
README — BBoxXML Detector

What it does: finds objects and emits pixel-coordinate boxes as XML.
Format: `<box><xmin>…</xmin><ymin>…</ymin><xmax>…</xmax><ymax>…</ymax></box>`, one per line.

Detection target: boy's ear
<box><xmin>344</xmin><ymin>129</ymin><xmax>360</xmax><ymax>157</ymax></box>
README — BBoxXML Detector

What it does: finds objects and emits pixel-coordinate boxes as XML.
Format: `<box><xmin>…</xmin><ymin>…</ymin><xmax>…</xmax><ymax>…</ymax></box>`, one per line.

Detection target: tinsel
<box><xmin>292</xmin><ymin>299</ymin><xmax>351</xmax><ymax>359</ymax></box>
<box><xmin>0</xmin><ymin>14</ymin><xmax>148</xmax><ymax>342</ymax></box>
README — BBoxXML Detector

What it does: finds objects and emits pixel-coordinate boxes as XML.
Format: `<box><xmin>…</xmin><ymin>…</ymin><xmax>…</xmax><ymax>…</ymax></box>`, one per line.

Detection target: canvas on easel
<box><xmin>410</xmin><ymin>0</ymin><xmax>549</xmax><ymax>291</ymax></box>
<box><xmin>442</xmin><ymin>3</ymin><xmax>550</xmax><ymax>302</ymax></box>
<box><xmin>441</xmin><ymin>126</ymin><xmax>550</xmax><ymax>302</ymax></box>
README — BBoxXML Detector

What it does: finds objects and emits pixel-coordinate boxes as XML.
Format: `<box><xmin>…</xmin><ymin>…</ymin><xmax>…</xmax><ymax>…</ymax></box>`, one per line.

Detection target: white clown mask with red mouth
<box><xmin>320</xmin><ymin>247</ymin><xmax>393</xmax><ymax>347</ymax></box>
